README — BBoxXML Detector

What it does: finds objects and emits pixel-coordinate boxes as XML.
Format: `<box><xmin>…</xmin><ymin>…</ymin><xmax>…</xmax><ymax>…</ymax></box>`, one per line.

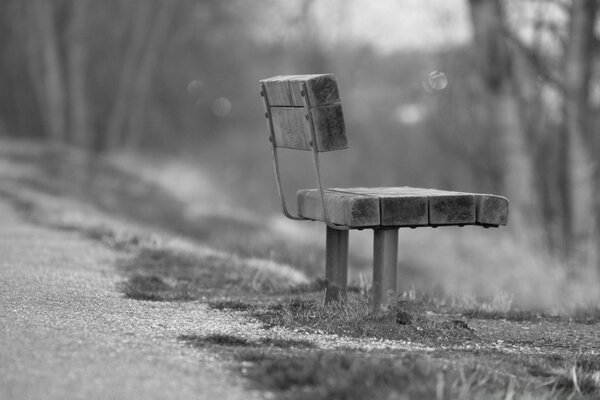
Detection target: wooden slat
<box><xmin>328</xmin><ymin>187</ymin><xmax>428</xmax><ymax>226</ymax></box>
<box><xmin>297</xmin><ymin>189</ymin><xmax>380</xmax><ymax>227</ymax></box>
<box><xmin>270</xmin><ymin>105</ymin><xmax>347</xmax><ymax>152</ymax></box>
<box><xmin>381</xmin><ymin>196</ymin><xmax>428</xmax><ymax>226</ymax></box>
<box><xmin>345</xmin><ymin>187</ymin><xmax>477</xmax><ymax>226</ymax></box>
<box><xmin>428</xmin><ymin>192</ymin><xmax>477</xmax><ymax>225</ymax></box>
<box><xmin>476</xmin><ymin>194</ymin><xmax>509</xmax><ymax>226</ymax></box>
<box><xmin>311</xmin><ymin>104</ymin><xmax>347</xmax><ymax>151</ymax></box>
<box><xmin>270</xmin><ymin>107</ymin><xmax>310</xmax><ymax>150</ymax></box>
<box><xmin>261</xmin><ymin>74</ymin><xmax>340</xmax><ymax>107</ymax></box>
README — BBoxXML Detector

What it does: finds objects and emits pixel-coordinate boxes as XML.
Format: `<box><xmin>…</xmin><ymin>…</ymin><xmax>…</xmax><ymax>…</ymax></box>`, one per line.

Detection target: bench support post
<box><xmin>324</xmin><ymin>227</ymin><xmax>349</xmax><ymax>303</ymax></box>
<box><xmin>372</xmin><ymin>228</ymin><xmax>398</xmax><ymax>312</ymax></box>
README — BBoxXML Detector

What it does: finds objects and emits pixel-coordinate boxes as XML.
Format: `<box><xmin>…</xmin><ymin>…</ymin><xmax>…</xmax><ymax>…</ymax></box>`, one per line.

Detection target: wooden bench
<box><xmin>259</xmin><ymin>74</ymin><xmax>509</xmax><ymax>312</ymax></box>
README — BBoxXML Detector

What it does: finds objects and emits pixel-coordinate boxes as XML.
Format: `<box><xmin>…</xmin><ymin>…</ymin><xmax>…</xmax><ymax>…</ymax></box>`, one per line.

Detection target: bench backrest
<box><xmin>260</xmin><ymin>74</ymin><xmax>347</xmax><ymax>152</ymax></box>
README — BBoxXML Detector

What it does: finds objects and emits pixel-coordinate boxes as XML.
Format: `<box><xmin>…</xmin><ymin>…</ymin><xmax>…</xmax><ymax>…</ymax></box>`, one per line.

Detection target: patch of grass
<box><xmin>178</xmin><ymin>334</ymin><xmax>315</xmax><ymax>350</ymax></box>
<box><xmin>462</xmin><ymin>304</ymin><xmax>600</xmax><ymax>325</ymax></box>
<box><xmin>239</xmin><ymin>351</ymin><xmax>530</xmax><ymax>400</ymax></box>
<box><xmin>208</xmin><ymin>300</ymin><xmax>255</xmax><ymax>311</ymax></box>
<box><xmin>527</xmin><ymin>354</ymin><xmax>600</xmax><ymax>396</ymax></box>
<box><xmin>289</xmin><ymin>279</ymin><xmax>328</xmax><ymax>294</ymax></box>
<box><xmin>2</xmin><ymin>186</ymin><xmax>312</xmax><ymax>300</ymax></box>
<box><xmin>252</xmin><ymin>297</ymin><xmax>478</xmax><ymax>347</ymax></box>
<box><xmin>0</xmin><ymin>144</ymin><xmax>330</xmax><ymax>278</ymax></box>
<box><xmin>118</xmin><ymin>249</ymin><xmax>243</xmax><ymax>301</ymax></box>
<box><xmin>180</xmin><ymin>334</ymin><xmax>251</xmax><ymax>347</ymax></box>
<box><xmin>259</xmin><ymin>338</ymin><xmax>314</xmax><ymax>349</ymax></box>
<box><xmin>118</xmin><ymin>247</ymin><xmax>310</xmax><ymax>300</ymax></box>
<box><xmin>570</xmin><ymin>305</ymin><xmax>600</xmax><ymax>325</ymax></box>
<box><xmin>83</xmin><ymin>225</ymin><xmax>159</xmax><ymax>252</ymax></box>
<box><xmin>120</xmin><ymin>274</ymin><xmax>196</xmax><ymax>301</ymax></box>
<box><xmin>461</xmin><ymin>308</ymin><xmax>551</xmax><ymax>322</ymax></box>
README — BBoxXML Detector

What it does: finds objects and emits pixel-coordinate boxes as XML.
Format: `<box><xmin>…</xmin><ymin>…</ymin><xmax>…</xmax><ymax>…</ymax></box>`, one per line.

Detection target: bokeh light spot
<box><xmin>423</xmin><ymin>71</ymin><xmax>448</xmax><ymax>92</ymax></box>
<box><xmin>212</xmin><ymin>97</ymin><xmax>232</xmax><ymax>117</ymax></box>
<box><xmin>186</xmin><ymin>80</ymin><xmax>205</xmax><ymax>98</ymax></box>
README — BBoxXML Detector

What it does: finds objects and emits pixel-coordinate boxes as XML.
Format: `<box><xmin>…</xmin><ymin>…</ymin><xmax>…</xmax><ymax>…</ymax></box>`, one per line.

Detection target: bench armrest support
<box><xmin>261</xmin><ymin>82</ymin><xmax>304</xmax><ymax>221</ymax></box>
<box><xmin>261</xmin><ymin>81</ymin><xmax>349</xmax><ymax>230</ymax></box>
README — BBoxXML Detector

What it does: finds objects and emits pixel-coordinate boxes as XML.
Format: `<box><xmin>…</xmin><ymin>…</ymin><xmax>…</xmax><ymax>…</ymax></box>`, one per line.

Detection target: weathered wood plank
<box><xmin>298</xmin><ymin>187</ymin><xmax>507</xmax><ymax>228</ymax></box>
<box><xmin>270</xmin><ymin>107</ymin><xmax>310</xmax><ymax>150</ymax></box>
<box><xmin>427</xmin><ymin>191</ymin><xmax>477</xmax><ymax>225</ymax></box>
<box><xmin>270</xmin><ymin>105</ymin><xmax>347</xmax><ymax>152</ymax></box>
<box><xmin>381</xmin><ymin>196</ymin><xmax>428</xmax><ymax>226</ymax></box>
<box><xmin>261</xmin><ymin>74</ymin><xmax>340</xmax><ymax>107</ymax></box>
<box><xmin>328</xmin><ymin>187</ymin><xmax>428</xmax><ymax>226</ymax></box>
<box><xmin>311</xmin><ymin>104</ymin><xmax>347</xmax><ymax>151</ymax></box>
<box><xmin>475</xmin><ymin>194</ymin><xmax>509</xmax><ymax>226</ymax></box>
<box><xmin>297</xmin><ymin>189</ymin><xmax>380</xmax><ymax>227</ymax></box>
<box><xmin>344</xmin><ymin>187</ymin><xmax>477</xmax><ymax>225</ymax></box>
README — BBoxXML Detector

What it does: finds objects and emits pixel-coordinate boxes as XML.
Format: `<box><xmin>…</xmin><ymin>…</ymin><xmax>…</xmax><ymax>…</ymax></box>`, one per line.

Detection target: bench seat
<box><xmin>298</xmin><ymin>187</ymin><xmax>508</xmax><ymax>228</ymax></box>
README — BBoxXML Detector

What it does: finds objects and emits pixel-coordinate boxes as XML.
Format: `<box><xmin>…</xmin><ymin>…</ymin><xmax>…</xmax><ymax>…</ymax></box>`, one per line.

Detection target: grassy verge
<box><xmin>249</xmin><ymin>297</ymin><xmax>478</xmax><ymax>347</ymax></box>
<box><xmin>203</xmin><ymin>295</ymin><xmax>600</xmax><ymax>399</ymax></box>
<box><xmin>0</xmin><ymin>142</ymin><xmax>333</xmax><ymax>278</ymax></box>
<box><xmin>0</xmin><ymin>183</ymin><xmax>313</xmax><ymax>301</ymax></box>
<box><xmin>179</xmin><ymin>331</ymin><xmax>600</xmax><ymax>400</ymax></box>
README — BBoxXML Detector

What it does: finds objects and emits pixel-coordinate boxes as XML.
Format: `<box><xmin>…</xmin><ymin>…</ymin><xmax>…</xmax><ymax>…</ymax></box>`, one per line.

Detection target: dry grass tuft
<box><xmin>251</xmin><ymin>296</ymin><xmax>478</xmax><ymax>347</ymax></box>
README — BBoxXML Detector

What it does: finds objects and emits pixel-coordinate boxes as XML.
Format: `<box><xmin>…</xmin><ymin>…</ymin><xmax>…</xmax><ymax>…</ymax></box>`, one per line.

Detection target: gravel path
<box><xmin>0</xmin><ymin>199</ymin><xmax>263</xmax><ymax>400</ymax></box>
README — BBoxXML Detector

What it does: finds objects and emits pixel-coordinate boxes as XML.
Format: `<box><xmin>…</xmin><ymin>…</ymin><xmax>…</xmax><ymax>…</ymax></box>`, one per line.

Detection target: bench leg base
<box><xmin>372</xmin><ymin>228</ymin><xmax>398</xmax><ymax>312</ymax></box>
<box><xmin>324</xmin><ymin>227</ymin><xmax>349</xmax><ymax>304</ymax></box>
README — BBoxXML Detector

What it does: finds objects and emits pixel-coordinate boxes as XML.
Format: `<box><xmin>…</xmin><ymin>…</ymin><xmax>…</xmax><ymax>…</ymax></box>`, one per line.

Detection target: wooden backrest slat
<box><xmin>261</xmin><ymin>74</ymin><xmax>347</xmax><ymax>152</ymax></box>
<box><xmin>261</xmin><ymin>74</ymin><xmax>341</xmax><ymax>107</ymax></box>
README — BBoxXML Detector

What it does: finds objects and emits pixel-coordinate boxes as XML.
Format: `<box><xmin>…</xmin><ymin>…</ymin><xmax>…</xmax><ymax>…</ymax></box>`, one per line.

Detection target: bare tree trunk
<box><xmin>22</xmin><ymin>3</ymin><xmax>45</xmax><ymax>132</ymax></box>
<box><xmin>28</xmin><ymin>0</ymin><xmax>67</xmax><ymax>143</ymax></box>
<box><xmin>469</xmin><ymin>0</ymin><xmax>539</xmax><ymax>232</ymax></box>
<box><xmin>562</xmin><ymin>0</ymin><xmax>598</xmax><ymax>269</ymax></box>
<box><xmin>66</xmin><ymin>0</ymin><xmax>92</xmax><ymax>149</ymax></box>
<box><xmin>105</xmin><ymin>0</ymin><xmax>154</xmax><ymax>151</ymax></box>
<box><xmin>125</xmin><ymin>1</ymin><xmax>178</xmax><ymax>150</ymax></box>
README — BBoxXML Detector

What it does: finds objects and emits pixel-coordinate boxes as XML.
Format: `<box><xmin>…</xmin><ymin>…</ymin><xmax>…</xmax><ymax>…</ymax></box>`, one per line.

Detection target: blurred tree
<box><xmin>25</xmin><ymin>0</ymin><xmax>68</xmax><ymax>144</ymax></box>
<box><xmin>562</xmin><ymin>0</ymin><xmax>598</xmax><ymax>265</ymax></box>
<box><xmin>469</xmin><ymin>0</ymin><xmax>540</xmax><ymax>232</ymax></box>
<box><xmin>66</xmin><ymin>0</ymin><xmax>92</xmax><ymax>148</ymax></box>
<box><xmin>468</xmin><ymin>0</ymin><xmax>599</xmax><ymax>272</ymax></box>
<box><xmin>106</xmin><ymin>0</ymin><xmax>179</xmax><ymax>151</ymax></box>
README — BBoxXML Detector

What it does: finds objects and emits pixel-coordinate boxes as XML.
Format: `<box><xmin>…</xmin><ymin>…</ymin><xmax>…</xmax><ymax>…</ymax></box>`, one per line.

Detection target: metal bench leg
<box><xmin>324</xmin><ymin>226</ymin><xmax>349</xmax><ymax>303</ymax></box>
<box><xmin>372</xmin><ymin>228</ymin><xmax>398</xmax><ymax>312</ymax></box>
